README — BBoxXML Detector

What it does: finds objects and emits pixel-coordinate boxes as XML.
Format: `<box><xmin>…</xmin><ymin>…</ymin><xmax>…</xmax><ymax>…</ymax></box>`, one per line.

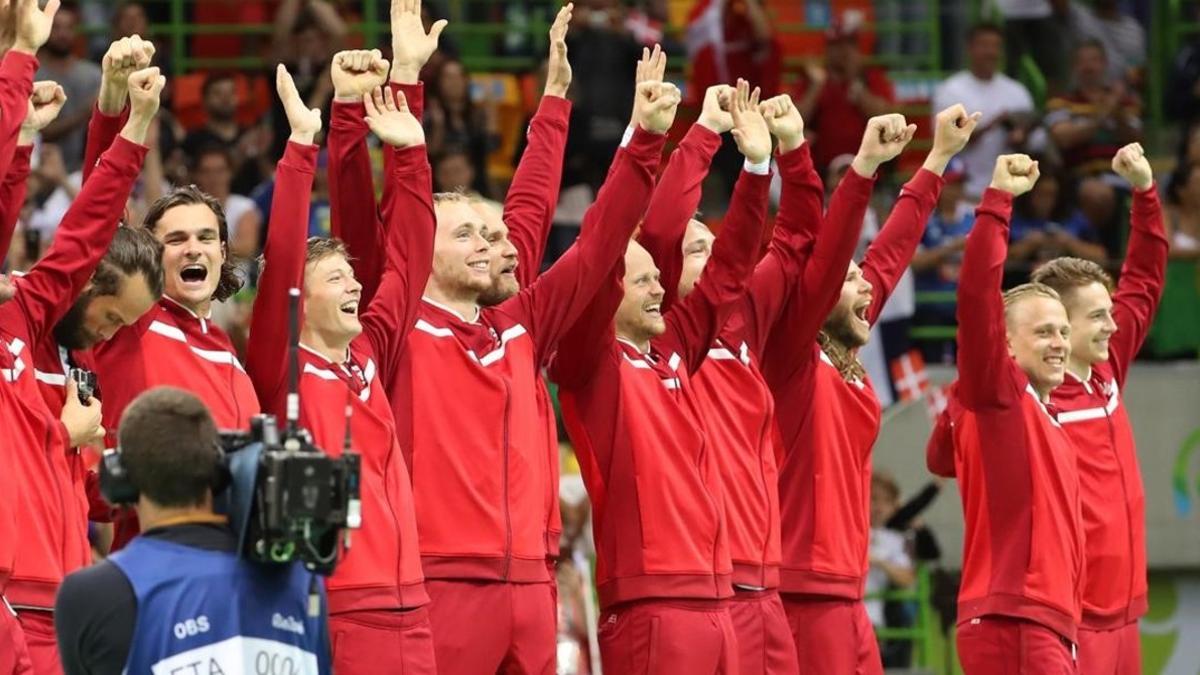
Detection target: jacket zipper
<box><xmin>1104</xmin><ymin>396</ymin><xmax>1136</xmax><ymax>622</ymax></box>
<box><xmin>502</xmin><ymin>380</ymin><xmax>513</xmax><ymax>581</ymax></box>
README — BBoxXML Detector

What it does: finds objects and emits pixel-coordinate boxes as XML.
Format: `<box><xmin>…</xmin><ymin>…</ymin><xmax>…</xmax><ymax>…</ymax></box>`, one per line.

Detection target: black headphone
<box><xmin>99</xmin><ymin>441</ymin><xmax>232</xmax><ymax>506</ymax></box>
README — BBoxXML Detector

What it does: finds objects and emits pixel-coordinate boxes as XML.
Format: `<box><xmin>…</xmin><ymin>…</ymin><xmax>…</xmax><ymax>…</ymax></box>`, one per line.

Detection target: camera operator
<box><xmin>54</xmin><ymin>387</ymin><xmax>330</xmax><ymax>674</ymax></box>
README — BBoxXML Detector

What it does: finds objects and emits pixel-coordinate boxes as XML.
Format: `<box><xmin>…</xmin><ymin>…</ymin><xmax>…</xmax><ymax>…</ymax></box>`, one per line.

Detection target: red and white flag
<box><xmin>890</xmin><ymin>349</ymin><xmax>949</xmax><ymax>421</ymax></box>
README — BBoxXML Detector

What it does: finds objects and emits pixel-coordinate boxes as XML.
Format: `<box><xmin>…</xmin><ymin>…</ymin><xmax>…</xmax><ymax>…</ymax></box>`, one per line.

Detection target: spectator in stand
<box><xmin>432</xmin><ymin>147</ymin><xmax>478</xmax><ymax>195</ymax></box>
<box><xmin>1046</xmin><ymin>39</ymin><xmax>1142</xmax><ymax>256</ymax></box>
<box><xmin>424</xmin><ymin>57</ymin><xmax>496</xmax><ymax>198</ymax></box>
<box><xmin>1168</xmin><ymin>38</ymin><xmax>1200</xmax><ymax>130</ymax></box>
<box><xmin>1007</xmin><ymin>164</ymin><xmax>1107</xmax><ymax>274</ymax></box>
<box><xmin>1060</xmin><ymin>0</ymin><xmax>1146</xmax><ymax>87</ymax></box>
<box><xmin>181</xmin><ymin>73</ymin><xmax>268</xmax><ymax>196</ymax></box>
<box><xmin>35</xmin><ymin>3</ymin><xmax>102</xmax><ymax>172</ymax></box>
<box><xmin>1165</xmin><ymin>162</ymin><xmax>1200</xmax><ymax>259</ymax></box>
<box><xmin>795</xmin><ymin>13</ymin><xmax>895</xmax><ymax>174</ymax></box>
<box><xmin>911</xmin><ymin>158</ymin><xmax>975</xmax><ymax>361</ymax></box>
<box><xmin>932</xmin><ymin>23</ymin><xmax>1036</xmax><ymax>199</ymax></box>
<box><xmin>867</xmin><ymin>472</ymin><xmax>916</xmax><ymax>668</ymax></box>
<box><xmin>191</xmin><ymin>146</ymin><xmax>261</xmax><ymax>262</ymax></box>
<box><xmin>267</xmin><ymin>0</ymin><xmax>347</xmax><ymax>158</ymax></box>
<box><xmin>995</xmin><ymin>0</ymin><xmax>1066</xmax><ymax>93</ymax></box>
<box><xmin>566</xmin><ymin>0</ymin><xmax>640</xmax><ymax>196</ymax></box>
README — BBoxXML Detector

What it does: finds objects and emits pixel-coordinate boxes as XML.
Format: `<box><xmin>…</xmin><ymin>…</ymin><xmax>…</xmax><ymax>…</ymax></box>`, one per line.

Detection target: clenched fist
<box><xmin>990</xmin><ymin>154</ymin><xmax>1040</xmax><ymax>197</ymax></box>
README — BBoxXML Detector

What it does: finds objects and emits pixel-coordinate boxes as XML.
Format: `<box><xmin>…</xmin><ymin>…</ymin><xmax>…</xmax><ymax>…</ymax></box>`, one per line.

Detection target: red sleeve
<box><xmin>360</xmin><ymin>145</ymin><xmax>435</xmax><ymax>379</ymax></box>
<box><xmin>506</xmin><ymin>95</ymin><xmax>571</xmax><ymax>288</ymax></box>
<box><xmin>327</xmin><ymin>99</ymin><xmax>385</xmax><ymax>305</ymax></box>
<box><xmin>13</xmin><ymin>136</ymin><xmax>147</xmax><ymax>344</ymax></box>
<box><xmin>1108</xmin><ymin>185</ymin><xmax>1168</xmax><ymax>385</ymax></box>
<box><xmin>545</xmin><ymin>250</ymin><xmax>620</xmax><ymax>389</ymax></box>
<box><xmin>659</xmin><ymin>169</ymin><xmax>772</xmax><ymax>373</ymax></box>
<box><xmin>925</xmin><ymin>383</ymin><xmax>958</xmax><ymax>477</ymax></box>
<box><xmin>381</xmin><ymin>81</ymin><xmax>424</xmax><ymax>218</ymax></box>
<box><xmin>0</xmin><ymin>51</ymin><xmax>36</xmax><ymax>200</ymax></box>
<box><xmin>81</xmin><ymin>105</ymin><xmax>128</xmax><ymax>185</ymax></box>
<box><xmin>956</xmin><ymin>189</ymin><xmax>1021</xmax><ymax>410</ymax></box>
<box><xmin>764</xmin><ymin>167</ymin><xmax>876</xmax><ymax>381</ymax></box>
<box><xmin>742</xmin><ymin>143</ymin><xmax>824</xmax><ymax>355</ymax></box>
<box><xmin>0</xmin><ymin>144</ymin><xmax>32</xmax><ymax>261</ymax></box>
<box><xmin>861</xmin><ymin>168</ymin><xmax>943</xmax><ymax>324</ymax></box>
<box><xmin>92</xmin><ymin>314</ymin><xmax>152</xmax><ymax>449</ymax></box>
<box><xmin>636</xmin><ymin>123</ymin><xmax>722</xmax><ymax>313</ymax></box>
<box><xmin>511</xmin><ymin>127</ymin><xmax>666</xmax><ymax>365</ymax></box>
<box><xmin>245</xmin><ymin>141</ymin><xmax>318</xmax><ymax>410</ymax></box>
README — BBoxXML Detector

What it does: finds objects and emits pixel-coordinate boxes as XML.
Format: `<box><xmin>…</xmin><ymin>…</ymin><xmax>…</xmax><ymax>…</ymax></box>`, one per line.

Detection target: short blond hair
<box><xmin>433</xmin><ymin>189</ymin><xmax>471</xmax><ymax>206</ymax></box>
<box><xmin>1002</xmin><ymin>282</ymin><xmax>1062</xmax><ymax>324</ymax></box>
<box><xmin>1031</xmin><ymin>257</ymin><xmax>1115</xmax><ymax>298</ymax></box>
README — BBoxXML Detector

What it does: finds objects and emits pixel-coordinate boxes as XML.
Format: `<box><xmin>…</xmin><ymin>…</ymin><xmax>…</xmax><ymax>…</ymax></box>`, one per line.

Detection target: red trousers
<box><xmin>329</xmin><ymin>607</ymin><xmax>437</xmax><ymax>674</ymax></box>
<box><xmin>957</xmin><ymin>616</ymin><xmax>1078</xmax><ymax>675</ymax></box>
<box><xmin>781</xmin><ymin>594</ymin><xmax>882</xmax><ymax>675</ymax></box>
<box><xmin>728</xmin><ymin>589</ymin><xmax>798</xmax><ymax>675</ymax></box>
<box><xmin>426</xmin><ymin>579</ymin><xmax>556</xmax><ymax>675</ymax></box>
<box><xmin>597</xmin><ymin>598</ymin><xmax>738</xmax><ymax>675</ymax></box>
<box><xmin>0</xmin><ymin>602</ymin><xmax>32</xmax><ymax>675</ymax></box>
<box><xmin>1077</xmin><ymin>622</ymin><xmax>1140</xmax><ymax>675</ymax></box>
<box><xmin>14</xmin><ymin>611</ymin><xmax>59</xmax><ymax>675</ymax></box>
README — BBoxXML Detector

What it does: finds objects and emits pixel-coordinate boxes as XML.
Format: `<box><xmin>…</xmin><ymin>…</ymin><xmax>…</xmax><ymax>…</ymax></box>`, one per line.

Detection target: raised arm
<box><xmin>743</xmin><ymin>94</ymin><xmax>822</xmax><ymax>354</ymax></box>
<box><xmin>636</xmin><ymin>86</ymin><xmax>730</xmax><ymax>312</ymax></box>
<box><xmin>1106</xmin><ymin>143</ymin><xmax>1168</xmax><ymax>384</ymax></box>
<box><xmin>763</xmin><ymin>114</ymin><xmax>911</xmax><ymax>380</ymax></box>
<box><xmin>1</xmin><ymin>81</ymin><xmax>66</xmax><ymax>260</ymax></box>
<box><xmin>83</xmin><ymin>36</ymin><xmax>154</xmax><ymax>183</ymax></box>
<box><xmin>861</xmin><ymin>104</ymin><xmax>979</xmax><ymax>323</ymax></box>
<box><xmin>327</xmin><ymin>49</ymin><xmax>391</xmax><ymax>304</ymax></box>
<box><xmin>245</xmin><ymin>65</ymin><xmax>321</xmax><ymax>409</ymax></box>
<box><xmin>957</xmin><ymin>155</ymin><xmax>1039</xmax><ymax>410</ymax></box>
<box><xmin>506</xmin><ymin>4</ymin><xmax>573</xmax><ymax>286</ymax></box>
<box><xmin>359</xmin><ymin>86</ymin><xmax>436</xmax><ymax>379</ymax></box>
<box><xmin>660</xmin><ymin>80</ymin><xmax>772</xmax><ymax>373</ymax></box>
<box><xmin>13</xmin><ymin>67</ymin><xmax>159</xmax><ymax>344</ymax></box>
<box><xmin>517</xmin><ymin>80</ymin><xmax>678</xmax><ymax>365</ymax></box>
<box><xmin>0</xmin><ymin>48</ymin><xmax>38</xmax><ymax>189</ymax></box>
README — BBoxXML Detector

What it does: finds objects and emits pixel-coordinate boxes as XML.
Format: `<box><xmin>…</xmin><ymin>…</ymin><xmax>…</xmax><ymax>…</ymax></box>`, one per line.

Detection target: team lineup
<box><xmin>0</xmin><ymin>0</ymin><xmax>1166</xmax><ymax>674</ymax></box>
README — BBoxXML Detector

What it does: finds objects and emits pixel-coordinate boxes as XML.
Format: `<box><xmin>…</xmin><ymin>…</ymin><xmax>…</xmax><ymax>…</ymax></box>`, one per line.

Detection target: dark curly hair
<box><xmin>141</xmin><ymin>185</ymin><xmax>244</xmax><ymax>302</ymax></box>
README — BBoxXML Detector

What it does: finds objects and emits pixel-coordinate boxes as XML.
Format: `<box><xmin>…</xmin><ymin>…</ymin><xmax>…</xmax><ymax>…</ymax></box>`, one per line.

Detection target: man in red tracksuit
<box><xmin>953</xmin><ymin>154</ymin><xmax>1084</xmax><ymax>674</ymax></box>
<box><xmin>0</xmin><ymin>67</ymin><xmax>159</xmax><ymax>675</ymax></box>
<box><xmin>327</xmin><ymin>3</ymin><xmax>574</xmax><ymax>577</ymax></box>
<box><xmin>1029</xmin><ymin>143</ymin><xmax>1165</xmax><ymax>674</ymax></box>
<box><xmin>246</xmin><ymin>68</ymin><xmax>438</xmax><ymax>673</ymax></box>
<box><xmin>630</xmin><ymin>87</ymin><xmax>821</xmax><ymax>673</ymax></box>
<box><xmin>0</xmin><ymin>286</ymin><xmax>34</xmax><ymax>674</ymax></box>
<box><xmin>548</xmin><ymin>80</ymin><xmax>773</xmax><ymax>674</ymax></box>
<box><xmin>759</xmin><ymin>105</ymin><xmax>978</xmax><ymax>673</ymax></box>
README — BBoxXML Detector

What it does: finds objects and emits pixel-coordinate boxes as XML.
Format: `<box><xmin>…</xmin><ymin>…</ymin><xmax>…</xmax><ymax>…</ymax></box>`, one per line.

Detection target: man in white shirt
<box><xmin>932</xmin><ymin>23</ymin><xmax>1036</xmax><ymax>199</ymax></box>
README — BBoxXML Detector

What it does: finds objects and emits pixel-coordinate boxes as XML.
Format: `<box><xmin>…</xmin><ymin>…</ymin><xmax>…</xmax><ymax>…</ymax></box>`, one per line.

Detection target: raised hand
<box><xmin>925</xmin><ymin>103</ymin><xmax>982</xmax><ymax>174</ymax></box>
<box><xmin>1112</xmin><ymin>142</ymin><xmax>1152</xmax><ymax>190</ymax></box>
<box><xmin>759</xmin><ymin>93</ymin><xmax>804</xmax><ymax>153</ymax></box>
<box><xmin>99</xmin><ymin>35</ymin><xmax>156</xmax><ymax>115</ymax></box>
<box><xmin>629</xmin><ymin>44</ymin><xmax>668</xmax><ymax>127</ymax></box>
<box><xmin>278</xmin><ymin>64</ymin><xmax>323</xmax><ymax>144</ymax></box>
<box><xmin>20</xmin><ymin>81</ymin><xmax>66</xmax><ymax>141</ymax></box>
<box><xmin>12</xmin><ymin>0</ymin><xmax>59</xmax><ymax>55</ymax></box>
<box><xmin>544</xmin><ymin>2</ymin><xmax>573</xmax><ymax>98</ymax></box>
<box><xmin>122</xmin><ymin>66</ymin><xmax>166</xmax><ymax>145</ymax></box>
<box><xmin>696</xmin><ymin>84</ymin><xmax>735</xmax><ymax>135</ymax></box>
<box><xmin>990</xmin><ymin>154</ymin><xmax>1040</xmax><ymax>197</ymax></box>
<box><xmin>331</xmin><ymin>49</ymin><xmax>391</xmax><ymax>103</ymax></box>
<box><xmin>852</xmin><ymin>113</ymin><xmax>916</xmax><ymax>177</ymax></box>
<box><xmin>390</xmin><ymin>0</ymin><xmax>447</xmax><ymax>84</ymax></box>
<box><xmin>729</xmin><ymin>79</ymin><xmax>770</xmax><ymax>165</ymax></box>
<box><xmin>632</xmin><ymin>81</ymin><xmax>681</xmax><ymax>136</ymax></box>
<box><xmin>364</xmin><ymin>85</ymin><xmax>424</xmax><ymax>148</ymax></box>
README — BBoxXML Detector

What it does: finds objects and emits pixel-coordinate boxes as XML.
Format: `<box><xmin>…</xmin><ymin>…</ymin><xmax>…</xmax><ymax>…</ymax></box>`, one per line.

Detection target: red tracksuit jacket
<box><xmin>551</xmin><ymin>165</ymin><xmax>771</xmax><ymax>608</ymax></box>
<box><xmin>387</xmin><ymin>128</ymin><xmax>663</xmax><ymax>583</ymax></box>
<box><xmin>953</xmin><ymin>189</ymin><xmax>1084</xmax><ymax>641</ymax></box>
<box><xmin>246</xmin><ymin>141</ymin><xmax>435</xmax><ymax>613</ymax></box>
<box><xmin>1049</xmin><ymin>186</ymin><xmax>1166</xmax><ymax>630</ymax></box>
<box><xmin>329</xmin><ymin>84</ymin><xmax>572</xmax><ymax>566</ymax></box>
<box><xmin>761</xmin><ymin>168</ymin><xmax>943</xmax><ymax>599</ymax></box>
<box><xmin>0</xmin><ymin>135</ymin><xmax>147</xmax><ymax>609</ymax></box>
<box><xmin>636</xmin><ymin>126</ymin><xmax>826</xmax><ymax>589</ymax></box>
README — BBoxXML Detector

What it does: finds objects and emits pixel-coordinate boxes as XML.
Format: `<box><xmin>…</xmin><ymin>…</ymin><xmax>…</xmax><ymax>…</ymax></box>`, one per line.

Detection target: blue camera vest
<box><xmin>109</xmin><ymin>536</ymin><xmax>330</xmax><ymax>674</ymax></box>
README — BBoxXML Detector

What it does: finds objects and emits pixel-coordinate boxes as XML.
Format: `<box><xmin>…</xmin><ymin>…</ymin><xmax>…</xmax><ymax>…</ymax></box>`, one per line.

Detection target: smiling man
<box><xmin>1030</xmin><ymin>143</ymin><xmax>1165</xmax><ymax>675</ymax></box>
<box><xmin>950</xmin><ymin>154</ymin><xmax>1085</xmax><ymax>675</ymax></box>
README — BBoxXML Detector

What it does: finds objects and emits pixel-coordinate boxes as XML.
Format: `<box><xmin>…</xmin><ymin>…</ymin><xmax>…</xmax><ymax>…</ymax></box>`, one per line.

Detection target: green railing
<box><xmin>864</xmin><ymin>564</ymin><xmax>943</xmax><ymax>669</ymax></box>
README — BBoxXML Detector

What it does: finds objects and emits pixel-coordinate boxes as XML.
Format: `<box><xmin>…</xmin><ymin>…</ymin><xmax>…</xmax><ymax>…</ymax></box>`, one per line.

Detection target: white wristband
<box><xmin>743</xmin><ymin>157</ymin><xmax>771</xmax><ymax>176</ymax></box>
<box><xmin>620</xmin><ymin>126</ymin><xmax>635</xmax><ymax>148</ymax></box>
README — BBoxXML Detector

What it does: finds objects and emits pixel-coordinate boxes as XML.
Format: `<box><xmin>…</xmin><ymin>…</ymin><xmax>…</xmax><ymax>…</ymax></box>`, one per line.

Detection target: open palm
<box><xmin>364</xmin><ymin>86</ymin><xmax>424</xmax><ymax>148</ymax></box>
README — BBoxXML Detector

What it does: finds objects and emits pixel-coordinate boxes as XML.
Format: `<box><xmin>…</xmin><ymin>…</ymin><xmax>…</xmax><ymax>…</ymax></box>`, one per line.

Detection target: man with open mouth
<box><xmin>760</xmin><ymin>104</ymin><xmax>979</xmax><ymax>673</ymax></box>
